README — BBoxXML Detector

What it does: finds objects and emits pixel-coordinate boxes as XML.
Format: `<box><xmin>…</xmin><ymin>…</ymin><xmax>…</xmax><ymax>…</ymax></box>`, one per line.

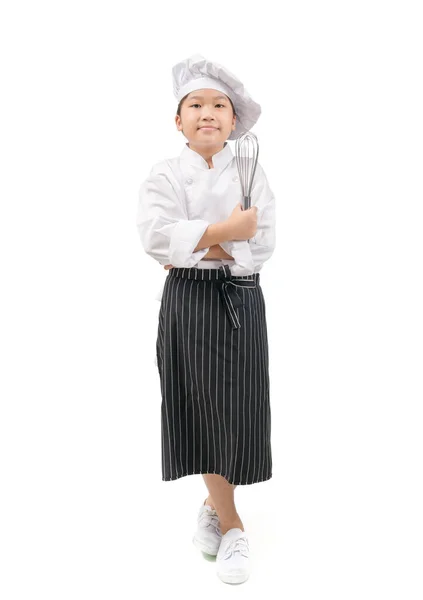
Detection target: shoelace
<box><xmin>199</xmin><ymin>508</ymin><xmax>222</xmax><ymax>537</ymax></box>
<box><xmin>222</xmin><ymin>536</ymin><xmax>249</xmax><ymax>560</ymax></box>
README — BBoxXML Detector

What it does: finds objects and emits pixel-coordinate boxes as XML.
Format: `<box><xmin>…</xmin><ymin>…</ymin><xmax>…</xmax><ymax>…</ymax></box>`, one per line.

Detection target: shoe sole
<box><xmin>192</xmin><ymin>535</ymin><xmax>219</xmax><ymax>556</ymax></box>
<box><xmin>217</xmin><ymin>570</ymin><xmax>250</xmax><ymax>584</ymax></box>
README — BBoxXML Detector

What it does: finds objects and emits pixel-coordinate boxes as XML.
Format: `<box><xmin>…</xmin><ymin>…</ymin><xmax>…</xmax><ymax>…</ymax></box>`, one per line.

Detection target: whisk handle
<box><xmin>242</xmin><ymin>196</ymin><xmax>252</xmax><ymax>243</ymax></box>
<box><xmin>242</xmin><ymin>196</ymin><xmax>251</xmax><ymax>210</ymax></box>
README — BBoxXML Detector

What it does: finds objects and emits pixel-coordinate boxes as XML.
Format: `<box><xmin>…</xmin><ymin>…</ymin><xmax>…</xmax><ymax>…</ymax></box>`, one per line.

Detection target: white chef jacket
<box><xmin>136</xmin><ymin>141</ymin><xmax>276</xmax><ymax>301</ymax></box>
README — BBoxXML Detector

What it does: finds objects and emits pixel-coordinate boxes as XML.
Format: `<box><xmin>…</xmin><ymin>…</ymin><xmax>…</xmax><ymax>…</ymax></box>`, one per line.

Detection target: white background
<box><xmin>1</xmin><ymin>0</ymin><xmax>422</xmax><ymax>598</ymax></box>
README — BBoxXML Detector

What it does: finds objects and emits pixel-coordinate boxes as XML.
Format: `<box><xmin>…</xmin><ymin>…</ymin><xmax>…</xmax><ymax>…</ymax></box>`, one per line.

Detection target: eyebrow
<box><xmin>187</xmin><ymin>95</ymin><xmax>228</xmax><ymax>101</ymax></box>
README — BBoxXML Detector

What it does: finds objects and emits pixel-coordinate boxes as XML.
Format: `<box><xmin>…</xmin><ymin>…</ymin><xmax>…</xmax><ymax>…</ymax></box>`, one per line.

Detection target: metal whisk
<box><xmin>235</xmin><ymin>131</ymin><xmax>260</xmax><ymax>211</ymax></box>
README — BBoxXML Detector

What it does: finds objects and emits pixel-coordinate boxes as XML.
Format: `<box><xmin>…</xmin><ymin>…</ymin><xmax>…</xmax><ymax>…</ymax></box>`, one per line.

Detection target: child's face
<box><xmin>175</xmin><ymin>89</ymin><xmax>236</xmax><ymax>150</ymax></box>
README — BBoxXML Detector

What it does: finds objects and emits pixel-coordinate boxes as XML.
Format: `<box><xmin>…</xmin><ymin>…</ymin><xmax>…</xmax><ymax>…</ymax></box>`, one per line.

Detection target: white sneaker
<box><xmin>192</xmin><ymin>502</ymin><xmax>222</xmax><ymax>556</ymax></box>
<box><xmin>216</xmin><ymin>528</ymin><xmax>251</xmax><ymax>584</ymax></box>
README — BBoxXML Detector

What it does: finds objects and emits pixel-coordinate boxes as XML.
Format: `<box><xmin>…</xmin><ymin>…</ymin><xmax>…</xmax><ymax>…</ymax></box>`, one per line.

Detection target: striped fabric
<box><xmin>156</xmin><ymin>264</ymin><xmax>272</xmax><ymax>485</ymax></box>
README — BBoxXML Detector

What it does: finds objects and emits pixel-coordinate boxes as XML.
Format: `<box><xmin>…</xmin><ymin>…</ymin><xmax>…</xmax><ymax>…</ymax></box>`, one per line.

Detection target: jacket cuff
<box><xmin>169</xmin><ymin>219</ymin><xmax>210</xmax><ymax>267</ymax></box>
<box><xmin>219</xmin><ymin>240</ymin><xmax>255</xmax><ymax>275</ymax></box>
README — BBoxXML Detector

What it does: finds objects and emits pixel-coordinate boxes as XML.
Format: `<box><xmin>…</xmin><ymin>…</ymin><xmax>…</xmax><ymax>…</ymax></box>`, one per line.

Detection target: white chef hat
<box><xmin>172</xmin><ymin>53</ymin><xmax>261</xmax><ymax>141</ymax></box>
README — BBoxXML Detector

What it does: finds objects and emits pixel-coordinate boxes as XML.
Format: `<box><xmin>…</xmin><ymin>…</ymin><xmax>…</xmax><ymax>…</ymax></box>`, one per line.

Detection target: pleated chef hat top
<box><xmin>172</xmin><ymin>53</ymin><xmax>261</xmax><ymax>141</ymax></box>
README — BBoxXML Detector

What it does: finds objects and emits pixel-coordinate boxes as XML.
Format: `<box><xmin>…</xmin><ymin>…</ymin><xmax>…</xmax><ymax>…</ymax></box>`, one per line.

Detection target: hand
<box><xmin>226</xmin><ymin>203</ymin><xmax>257</xmax><ymax>241</ymax></box>
<box><xmin>203</xmin><ymin>244</ymin><xmax>234</xmax><ymax>260</ymax></box>
<box><xmin>164</xmin><ymin>264</ymin><xmax>174</xmax><ymax>270</ymax></box>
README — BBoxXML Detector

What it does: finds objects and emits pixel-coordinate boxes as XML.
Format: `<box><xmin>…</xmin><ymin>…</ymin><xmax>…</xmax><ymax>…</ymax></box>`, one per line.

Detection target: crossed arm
<box><xmin>164</xmin><ymin>244</ymin><xmax>233</xmax><ymax>270</ymax></box>
<box><xmin>138</xmin><ymin>165</ymin><xmax>275</xmax><ymax>273</ymax></box>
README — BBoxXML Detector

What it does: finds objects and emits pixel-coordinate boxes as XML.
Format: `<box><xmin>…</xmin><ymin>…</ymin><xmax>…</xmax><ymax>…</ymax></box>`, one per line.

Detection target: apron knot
<box><xmin>215</xmin><ymin>265</ymin><xmax>257</xmax><ymax>329</ymax></box>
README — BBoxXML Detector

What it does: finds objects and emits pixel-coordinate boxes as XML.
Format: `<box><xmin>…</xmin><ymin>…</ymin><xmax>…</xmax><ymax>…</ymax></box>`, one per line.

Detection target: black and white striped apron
<box><xmin>155</xmin><ymin>264</ymin><xmax>272</xmax><ymax>485</ymax></box>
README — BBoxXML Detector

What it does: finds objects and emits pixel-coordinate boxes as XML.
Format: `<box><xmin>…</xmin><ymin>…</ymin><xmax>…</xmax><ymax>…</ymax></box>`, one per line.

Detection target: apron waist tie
<box><xmin>168</xmin><ymin>264</ymin><xmax>258</xmax><ymax>329</ymax></box>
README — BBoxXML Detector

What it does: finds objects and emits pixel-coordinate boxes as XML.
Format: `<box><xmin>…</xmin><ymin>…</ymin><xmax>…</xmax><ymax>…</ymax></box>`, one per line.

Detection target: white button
<box><xmin>186</xmin><ymin>178</ymin><xmax>193</xmax><ymax>185</ymax></box>
<box><xmin>232</xmin><ymin>176</ymin><xmax>239</xmax><ymax>182</ymax></box>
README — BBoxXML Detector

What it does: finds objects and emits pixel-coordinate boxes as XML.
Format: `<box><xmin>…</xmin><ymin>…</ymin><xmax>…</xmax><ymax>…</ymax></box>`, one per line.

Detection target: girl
<box><xmin>136</xmin><ymin>54</ymin><xmax>276</xmax><ymax>585</ymax></box>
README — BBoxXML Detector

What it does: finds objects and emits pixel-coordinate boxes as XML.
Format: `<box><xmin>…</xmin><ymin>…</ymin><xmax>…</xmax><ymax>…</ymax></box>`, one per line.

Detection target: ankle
<box><xmin>204</xmin><ymin>496</ymin><xmax>216</xmax><ymax>510</ymax></box>
<box><xmin>220</xmin><ymin>519</ymin><xmax>244</xmax><ymax>535</ymax></box>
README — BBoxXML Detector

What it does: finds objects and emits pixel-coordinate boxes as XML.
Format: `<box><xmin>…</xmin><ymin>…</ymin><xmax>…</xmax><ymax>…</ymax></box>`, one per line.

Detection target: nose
<box><xmin>200</xmin><ymin>105</ymin><xmax>216</xmax><ymax>119</ymax></box>
<box><xmin>200</xmin><ymin>116</ymin><xmax>216</xmax><ymax>127</ymax></box>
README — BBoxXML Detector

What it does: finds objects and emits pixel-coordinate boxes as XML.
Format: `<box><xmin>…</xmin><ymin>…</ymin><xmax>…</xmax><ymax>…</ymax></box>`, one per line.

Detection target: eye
<box><xmin>189</xmin><ymin>103</ymin><xmax>226</xmax><ymax>108</ymax></box>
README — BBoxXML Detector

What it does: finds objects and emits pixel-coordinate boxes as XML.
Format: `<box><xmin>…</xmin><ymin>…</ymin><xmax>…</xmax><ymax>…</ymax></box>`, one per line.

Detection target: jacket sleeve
<box><xmin>220</xmin><ymin>163</ymin><xmax>276</xmax><ymax>274</ymax></box>
<box><xmin>136</xmin><ymin>170</ymin><xmax>211</xmax><ymax>267</ymax></box>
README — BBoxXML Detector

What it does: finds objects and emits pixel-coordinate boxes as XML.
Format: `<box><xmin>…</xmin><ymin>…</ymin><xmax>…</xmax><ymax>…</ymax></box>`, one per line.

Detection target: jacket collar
<box><xmin>180</xmin><ymin>141</ymin><xmax>233</xmax><ymax>171</ymax></box>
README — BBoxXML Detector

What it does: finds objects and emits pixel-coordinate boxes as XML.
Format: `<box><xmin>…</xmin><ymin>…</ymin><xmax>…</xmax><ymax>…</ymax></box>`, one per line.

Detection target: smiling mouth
<box><xmin>199</xmin><ymin>127</ymin><xmax>218</xmax><ymax>130</ymax></box>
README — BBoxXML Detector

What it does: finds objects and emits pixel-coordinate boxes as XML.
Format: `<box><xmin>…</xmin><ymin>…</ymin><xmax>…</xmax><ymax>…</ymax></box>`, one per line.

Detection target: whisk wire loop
<box><xmin>235</xmin><ymin>132</ymin><xmax>259</xmax><ymax>210</ymax></box>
